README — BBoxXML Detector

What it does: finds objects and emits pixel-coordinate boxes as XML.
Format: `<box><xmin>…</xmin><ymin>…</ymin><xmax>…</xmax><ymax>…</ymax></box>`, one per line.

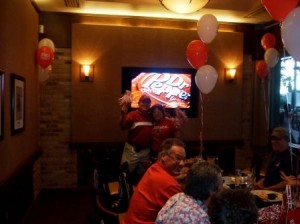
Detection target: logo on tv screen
<box><xmin>131</xmin><ymin>72</ymin><xmax>191</xmax><ymax>108</ymax></box>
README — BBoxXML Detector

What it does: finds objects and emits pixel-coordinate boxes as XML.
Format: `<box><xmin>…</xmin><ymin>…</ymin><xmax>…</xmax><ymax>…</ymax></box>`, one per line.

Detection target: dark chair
<box><xmin>95</xmin><ymin>194</ymin><xmax>120</xmax><ymax>224</ymax></box>
<box><xmin>92</xmin><ymin>161</ymin><xmax>133</xmax><ymax>223</ymax></box>
<box><xmin>110</xmin><ymin>162</ymin><xmax>133</xmax><ymax>212</ymax></box>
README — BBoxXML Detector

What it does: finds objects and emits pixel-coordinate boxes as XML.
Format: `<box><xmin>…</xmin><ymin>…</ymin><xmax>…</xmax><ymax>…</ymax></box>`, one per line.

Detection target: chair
<box><xmin>92</xmin><ymin>161</ymin><xmax>133</xmax><ymax>223</ymax></box>
<box><xmin>110</xmin><ymin>163</ymin><xmax>133</xmax><ymax>212</ymax></box>
<box><xmin>95</xmin><ymin>194</ymin><xmax>120</xmax><ymax>224</ymax></box>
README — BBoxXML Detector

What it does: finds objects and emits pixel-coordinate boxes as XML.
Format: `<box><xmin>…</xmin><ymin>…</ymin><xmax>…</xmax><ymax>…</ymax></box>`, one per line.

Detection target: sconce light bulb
<box><xmin>229</xmin><ymin>68</ymin><xmax>236</xmax><ymax>79</ymax></box>
<box><xmin>83</xmin><ymin>65</ymin><xmax>90</xmax><ymax>77</ymax></box>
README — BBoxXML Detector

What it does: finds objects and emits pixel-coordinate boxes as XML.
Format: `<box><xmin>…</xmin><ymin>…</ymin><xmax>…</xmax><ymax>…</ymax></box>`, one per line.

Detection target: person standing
<box><xmin>120</xmin><ymin>94</ymin><xmax>153</xmax><ymax>184</ymax></box>
<box><xmin>150</xmin><ymin>104</ymin><xmax>179</xmax><ymax>159</ymax></box>
<box><xmin>122</xmin><ymin>138</ymin><xmax>186</xmax><ymax>224</ymax></box>
<box><xmin>155</xmin><ymin>161</ymin><xmax>223</xmax><ymax>224</ymax></box>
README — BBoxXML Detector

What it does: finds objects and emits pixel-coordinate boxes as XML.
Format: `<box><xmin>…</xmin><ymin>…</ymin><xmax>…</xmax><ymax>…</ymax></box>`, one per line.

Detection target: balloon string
<box><xmin>261</xmin><ymin>78</ymin><xmax>269</xmax><ymax>134</ymax></box>
<box><xmin>282</xmin><ymin>51</ymin><xmax>293</xmax><ymax>173</ymax></box>
<box><xmin>199</xmin><ymin>92</ymin><xmax>204</xmax><ymax>160</ymax></box>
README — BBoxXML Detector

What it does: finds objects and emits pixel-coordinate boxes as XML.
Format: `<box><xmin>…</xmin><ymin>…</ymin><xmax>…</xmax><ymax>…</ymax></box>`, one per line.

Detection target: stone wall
<box><xmin>39</xmin><ymin>48</ymin><xmax>76</xmax><ymax>188</ymax></box>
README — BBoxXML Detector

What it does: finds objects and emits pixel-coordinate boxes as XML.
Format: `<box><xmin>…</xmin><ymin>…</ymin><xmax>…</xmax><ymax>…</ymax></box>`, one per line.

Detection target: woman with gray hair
<box><xmin>156</xmin><ymin>161</ymin><xmax>223</xmax><ymax>224</ymax></box>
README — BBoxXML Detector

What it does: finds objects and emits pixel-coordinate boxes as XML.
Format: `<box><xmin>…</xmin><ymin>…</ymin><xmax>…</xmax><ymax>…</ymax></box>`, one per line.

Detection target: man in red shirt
<box><xmin>122</xmin><ymin>138</ymin><xmax>186</xmax><ymax>224</ymax></box>
<box><xmin>120</xmin><ymin>94</ymin><xmax>153</xmax><ymax>183</ymax></box>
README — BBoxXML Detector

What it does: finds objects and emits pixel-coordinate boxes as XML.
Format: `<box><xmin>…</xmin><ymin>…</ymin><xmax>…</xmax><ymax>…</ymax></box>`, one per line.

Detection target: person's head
<box><xmin>138</xmin><ymin>94</ymin><xmax>151</xmax><ymax>111</ymax></box>
<box><xmin>150</xmin><ymin>104</ymin><xmax>165</xmax><ymax>122</ymax></box>
<box><xmin>158</xmin><ymin>138</ymin><xmax>186</xmax><ymax>176</ymax></box>
<box><xmin>210</xmin><ymin>188</ymin><xmax>258</xmax><ymax>224</ymax></box>
<box><xmin>184</xmin><ymin>161</ymin><xmax>223</xmax><ymax>201</ymax></box>
<box><xmin>269</xmin><ymin>127</ymin><xmax>289</xmax><ymax>153</ymax></box>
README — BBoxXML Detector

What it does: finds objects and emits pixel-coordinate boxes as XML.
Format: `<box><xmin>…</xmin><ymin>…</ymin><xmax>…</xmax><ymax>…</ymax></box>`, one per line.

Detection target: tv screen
<box><xmin>121</xmin><ymin>67</ymin><xmax>198</xmax><ymax>117</ymax></box>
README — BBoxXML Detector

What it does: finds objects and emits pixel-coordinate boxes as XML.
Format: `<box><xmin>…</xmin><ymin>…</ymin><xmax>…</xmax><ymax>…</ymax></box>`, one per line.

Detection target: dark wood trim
<box><xmin>70</xmin><ymin>139</ymin><xmax>244</xmax><ymax>149</ymax></box>
<box><xmin>0</xmin><ymin>148</ymin><xmax>42</xmax><ymax>224</ymax></box>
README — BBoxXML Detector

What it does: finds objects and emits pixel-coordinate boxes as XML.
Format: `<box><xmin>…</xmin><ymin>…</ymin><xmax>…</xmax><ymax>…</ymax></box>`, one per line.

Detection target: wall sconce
<box><xmin>224</xmin><ymin>68</ymin><xmax>237</xmax><ymax>83</ymax></box>
<box><xmin>80</xmin><ymin>64</ymin><xmax>94</xmax><ymax>82</ymax></box>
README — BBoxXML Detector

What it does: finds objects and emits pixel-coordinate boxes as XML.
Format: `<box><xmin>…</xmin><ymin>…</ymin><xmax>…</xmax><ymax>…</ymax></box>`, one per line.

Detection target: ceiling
<box><xmin>31</xmin><ymin>0</ymin><xmax>274</xmax><ymax>24</ymax></box>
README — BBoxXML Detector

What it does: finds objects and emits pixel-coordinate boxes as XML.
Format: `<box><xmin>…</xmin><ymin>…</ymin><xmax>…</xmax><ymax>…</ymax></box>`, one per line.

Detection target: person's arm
<box><xmin>263</xmin><ymin>180</ymin><xmax>287</xmax><ymax>191</ymax></box>
<box><xmin>120</xmin><ymin>105</ymin><xmax>129</xmax><ymax>130</ymax></box>
<box><xmin>254</xmin><ymin>177</ymin><xmax>286</xmax><ymax>191</ymax></box>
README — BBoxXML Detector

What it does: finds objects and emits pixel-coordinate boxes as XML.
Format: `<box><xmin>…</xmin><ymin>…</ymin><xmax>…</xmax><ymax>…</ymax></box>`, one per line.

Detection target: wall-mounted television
<box><xmin>121</xmin><ymin>67</ymin><xmax>198</xmax><ymax>117</ymax></box>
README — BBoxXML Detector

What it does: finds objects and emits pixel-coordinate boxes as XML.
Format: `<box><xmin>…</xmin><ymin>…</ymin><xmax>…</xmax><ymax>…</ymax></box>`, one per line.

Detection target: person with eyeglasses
<box><xmin>122</xmin><ymin>138</ymin><xmax>186</xmax><ymax>224</ymax></box>
<box><xmin>254</xmin><ymin>127</ymin><xmax>297</xmax><ymax>191</ymax></box>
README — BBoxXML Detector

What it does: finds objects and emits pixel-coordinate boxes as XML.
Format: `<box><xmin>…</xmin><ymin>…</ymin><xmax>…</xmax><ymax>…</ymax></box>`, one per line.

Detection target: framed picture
<box><xmin>10</xmin><ymin>74</ymin><xmax>25</xmax><ymax>135</ymax></box>
<box><xmin>0</xmin><ymin>70</ymin><xmax>4</xmax><ymax>140</ymax></box>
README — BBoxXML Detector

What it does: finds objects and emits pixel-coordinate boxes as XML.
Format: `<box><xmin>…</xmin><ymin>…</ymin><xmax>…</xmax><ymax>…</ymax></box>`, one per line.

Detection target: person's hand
<box><xmin>119</xmin><ymin>90</ymin><xmax>132</xmax><ymax>114</ymax></box>
<box><xmin>280</xmin><ymin>171</ymin><xmax>299</xmax><ymax>187</ymax></box>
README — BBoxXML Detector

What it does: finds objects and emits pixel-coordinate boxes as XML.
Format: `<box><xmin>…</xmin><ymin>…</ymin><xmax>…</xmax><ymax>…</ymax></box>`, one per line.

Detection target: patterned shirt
<box><xmin>155</xmin><ymin>192</ymin><xmax>210</xmax><ymax>224</ymax></box>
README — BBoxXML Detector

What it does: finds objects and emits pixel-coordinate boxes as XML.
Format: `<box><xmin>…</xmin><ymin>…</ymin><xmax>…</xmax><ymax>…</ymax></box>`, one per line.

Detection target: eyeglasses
<box><xmin>166</xmin><ymin>152</ymin><xmax>186</xmax><ymax>163</ymax></box>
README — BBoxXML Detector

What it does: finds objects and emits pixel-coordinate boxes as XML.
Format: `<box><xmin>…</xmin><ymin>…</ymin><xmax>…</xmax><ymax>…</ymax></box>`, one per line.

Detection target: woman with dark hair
<box><xmin>155</xmin><ymin>161</ymin><xmax>223</xmax><ymax>224</ymax></box>
<box><xmin>209</xmin><ymin>189</ymin><xmax>258</xmax><ymax>224</ymax></box>
<box><xmin>150</xmin><ymin>104</ymin><xmax>179</xmax><ymax>158</ymax></box>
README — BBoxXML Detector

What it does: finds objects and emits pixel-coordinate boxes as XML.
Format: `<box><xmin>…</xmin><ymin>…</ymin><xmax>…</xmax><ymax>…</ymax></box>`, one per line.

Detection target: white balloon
<box><xmin>38</xmin><ymin>65</ymin><xmax>51</xmax><ymax>82</ymax></box>
<box><xmin>38</xmin><ymin>38</ymin><xmax>55</xmax><ymax>52</ymax></box>
<box><xmin>264</xmin><ymin>48</ymin><xmax>279</xmax><ymax>68</ymax></box>
<box><xmin>195</xmin><ymin>65</ymin><xmax>218</xmax><ymax>94</ymax></box>
<box><xmin>281</xmin><ymin>7</ymin><xmax>300</xmax><ymax>62</ymax></box>
<box><xmin>197</xmin><ymin>14</ymin><xmax>218</xmax><ymax>44</ymax></box>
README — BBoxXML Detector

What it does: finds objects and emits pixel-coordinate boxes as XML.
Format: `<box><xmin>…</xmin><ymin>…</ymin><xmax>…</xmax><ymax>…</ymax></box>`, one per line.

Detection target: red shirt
<box><xmin>123</xmin><ymin>109</ymin><xmax>153</xmax><ymax>148</ymax></box>
<box><xmin>151</xmin><ymin>118</ymin><xmax>177</xmax><ymax>156</ymax></box>
<box><xmin>122</xmin><ymin>162</ymin><xmax>182</xmax><ymax>224</ymax></box>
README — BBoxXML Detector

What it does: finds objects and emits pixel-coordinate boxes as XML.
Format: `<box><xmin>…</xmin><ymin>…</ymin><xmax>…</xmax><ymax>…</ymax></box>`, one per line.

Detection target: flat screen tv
<box><xmin>121</xmin><ymin>67</ymin><xmax>198</xmax><ymax>117</ymax></box>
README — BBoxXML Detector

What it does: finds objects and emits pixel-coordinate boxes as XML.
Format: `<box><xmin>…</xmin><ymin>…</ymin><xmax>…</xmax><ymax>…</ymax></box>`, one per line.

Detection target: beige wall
<box><xmin>71</xmin><ymin>24</ymin><xmax>243</xmax><ymax>142</ymax></box>
<box><xmin>0</xmin><ymin>0</ymin><xmax>39</xmax><ymax>184</ymax></box>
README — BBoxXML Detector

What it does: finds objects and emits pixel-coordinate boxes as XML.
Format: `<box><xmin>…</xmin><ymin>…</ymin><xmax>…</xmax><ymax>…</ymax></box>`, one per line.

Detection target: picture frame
<box><xmin>10</xmin><ymin>73</ymin><xmax>25</xmax><ymax>135</ymax></box>
<box><xmin>0</xmin><ymin>70</ymin><xmax>4</xmax><ymax>140</ymax></box>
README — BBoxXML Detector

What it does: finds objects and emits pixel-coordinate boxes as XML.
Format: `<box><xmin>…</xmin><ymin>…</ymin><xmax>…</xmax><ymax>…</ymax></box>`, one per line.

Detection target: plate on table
<box><xmin>251</xmin><ymin>190</ymin><xmax>283</xmax><ymax>202</ymax></box>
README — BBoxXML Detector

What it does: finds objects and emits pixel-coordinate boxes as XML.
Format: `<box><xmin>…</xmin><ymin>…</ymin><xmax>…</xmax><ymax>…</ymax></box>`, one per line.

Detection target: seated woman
<box><xmin>156</xmin><ymin>161</ymin><xmax>223</xmax><ymax>224</ymax></box>
<box><xmin>210</xmin><ymin>188</ymin><xmax>258</xmax><ymax>224</ymax></box>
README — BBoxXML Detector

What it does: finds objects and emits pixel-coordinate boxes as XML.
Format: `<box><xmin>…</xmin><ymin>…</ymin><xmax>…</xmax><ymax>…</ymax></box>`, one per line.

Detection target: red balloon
<box><xmin>261</xmin><ymin>33</ymin><xmax>276</xmax><ymax>50</ymax></box>
<box><xmin>255</xmin><ymin>60</ymin><xmax>269</xmax><ymax>78</ymax></box>
<box><xmin>186</xmin><ymin>40</ymin><xmax>208</xmax><ymax>69</ymax></box>
<box><xmin>262</xmin><ymin>0</ymin><xmax>299</xmax><ymax>22</ymax></box>
<box><xmin>36</xmin><ymin>46</ymin><xmax>54</xmax><ymax>68</ymax></box>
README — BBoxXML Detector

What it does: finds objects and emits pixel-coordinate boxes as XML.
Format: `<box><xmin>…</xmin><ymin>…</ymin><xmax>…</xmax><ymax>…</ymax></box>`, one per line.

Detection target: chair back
<box><xmin>96</xmin><ymin>194</ymin><xmax>120</xmax><ymax>224</ymax></box>
<box><xmin>119</xmin><ymin>162</ymin><xmax>133</xmax><ymax>200</ymax></box>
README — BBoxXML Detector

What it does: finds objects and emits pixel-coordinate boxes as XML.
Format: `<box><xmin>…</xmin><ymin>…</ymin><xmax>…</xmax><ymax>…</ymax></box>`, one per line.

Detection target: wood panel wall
<box><xmin>71</xmin><ymin>24</ymin><xmax>244</xmax><ymax>142</ymax></box>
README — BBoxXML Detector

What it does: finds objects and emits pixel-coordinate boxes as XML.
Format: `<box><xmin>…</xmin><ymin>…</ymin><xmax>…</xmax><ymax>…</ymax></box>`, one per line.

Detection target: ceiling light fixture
<box><xmin>159</xmin><ymin>0</ymin><xmax>209</xmax><ymax>14</ymax></box>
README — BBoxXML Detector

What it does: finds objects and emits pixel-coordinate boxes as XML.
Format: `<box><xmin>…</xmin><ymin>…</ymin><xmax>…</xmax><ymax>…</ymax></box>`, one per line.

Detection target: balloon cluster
<box><xmin>262</xmin><ymin>0</ymin><xmax>300</xmax><ymax>62</ymax></box>
<box><xmin>186</xmin><ymin>14</ymin><xmax>218</xmax><ymax>94</ymax></box>
<box><xmin>255</xmin><ymin>33</ymin><xmax>279</xmax><ymax>78</ymax></box>
<box><xmin>36</xmin><ymin>38</ymin><xmax>55</xmax><ymax>81</ymax></box>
